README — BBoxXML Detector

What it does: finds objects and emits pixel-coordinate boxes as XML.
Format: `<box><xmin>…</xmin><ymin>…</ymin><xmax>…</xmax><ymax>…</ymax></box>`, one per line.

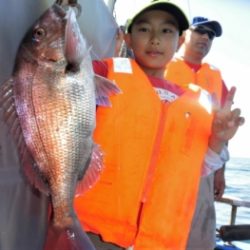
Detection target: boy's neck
<box><xmin>140</xmin><ymin>66</ymin><xmax>165</xmax><ymax>80</ymax></box>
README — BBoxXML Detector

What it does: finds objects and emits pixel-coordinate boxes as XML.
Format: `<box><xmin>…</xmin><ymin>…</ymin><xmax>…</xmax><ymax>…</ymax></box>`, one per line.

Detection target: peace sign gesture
<box><xmin>209</xmin><ymin>86</ymin><xmax>245</xmax><ymax>153</ymax></box>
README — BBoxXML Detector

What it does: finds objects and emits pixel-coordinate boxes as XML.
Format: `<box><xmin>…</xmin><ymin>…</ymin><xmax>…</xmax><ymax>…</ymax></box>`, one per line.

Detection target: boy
<box><xmin>75</xmin><ymin>1</ymin><xmax>244</xmax><ymax>249</ymax></box>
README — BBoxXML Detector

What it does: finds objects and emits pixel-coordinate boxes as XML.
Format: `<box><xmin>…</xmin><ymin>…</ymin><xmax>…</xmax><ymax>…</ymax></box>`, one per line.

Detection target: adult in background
<box><xmin>166</xmin><ymin>16</ymin><xmax>228</xmax><ymax>250</ymax></box>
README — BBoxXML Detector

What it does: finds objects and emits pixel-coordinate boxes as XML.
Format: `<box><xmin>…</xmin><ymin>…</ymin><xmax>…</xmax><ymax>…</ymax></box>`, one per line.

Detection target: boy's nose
<box><xmin>150</xmin><ymin>31</ymin><xmax>160</xmax><ymax>45</ymax></box>
<box><xmin>150</xmin><ymin>36</ymin><xmax>160</xmax><ymax>45</ymax></box>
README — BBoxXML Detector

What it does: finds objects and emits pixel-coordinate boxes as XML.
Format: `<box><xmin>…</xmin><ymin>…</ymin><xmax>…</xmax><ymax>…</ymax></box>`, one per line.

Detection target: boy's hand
<box><xmin>209</xmin><ymin>87</ymin><xmax>245</xmax><ymax>153</ymax></box>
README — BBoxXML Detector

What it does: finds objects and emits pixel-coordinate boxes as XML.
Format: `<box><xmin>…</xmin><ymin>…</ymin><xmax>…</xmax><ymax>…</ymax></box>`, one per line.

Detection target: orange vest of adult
<box><xmin>74</xmin><ymin>58</ymin><xmax>213</xmax><ymax>249</ymax></box>
<box><xmin>165</xmin><ymin>57</ymin><xmax>223</xmax><ymax>102</ymax></box>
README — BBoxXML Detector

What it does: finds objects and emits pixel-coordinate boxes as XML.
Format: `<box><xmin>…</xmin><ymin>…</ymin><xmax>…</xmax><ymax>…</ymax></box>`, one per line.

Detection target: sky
<box><xmin>106</xmin><ymin>0</ymin><xmax>250</xmax><ymax>158</ymax></box>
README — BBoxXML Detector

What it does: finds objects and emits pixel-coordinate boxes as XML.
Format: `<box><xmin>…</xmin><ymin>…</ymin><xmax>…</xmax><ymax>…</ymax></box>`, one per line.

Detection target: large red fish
<box><xmin>0</xmin><ymin>2</ymin><xmax>119</xmax><ymax>250</ymax></box>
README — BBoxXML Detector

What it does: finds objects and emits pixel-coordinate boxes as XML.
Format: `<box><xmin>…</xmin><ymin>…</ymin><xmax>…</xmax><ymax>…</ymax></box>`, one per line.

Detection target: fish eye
<box><xmin>32</xmin><ymin>28</ymin><xmax>46</xmax><ymax>42</ymax></box>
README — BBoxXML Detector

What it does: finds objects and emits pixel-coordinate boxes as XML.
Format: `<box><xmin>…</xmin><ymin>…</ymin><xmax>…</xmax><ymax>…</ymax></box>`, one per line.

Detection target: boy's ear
<box><xmin>124</xmin><ymin>33</ymin><xmax>132</xmax><ymax>48</ymax></box>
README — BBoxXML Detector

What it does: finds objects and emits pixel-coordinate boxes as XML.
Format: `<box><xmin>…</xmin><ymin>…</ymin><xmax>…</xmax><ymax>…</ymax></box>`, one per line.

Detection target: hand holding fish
<box><xmin>209</xmin><ymin>86</ymin><xmax>245</xmax><ymax>153</ymax></box>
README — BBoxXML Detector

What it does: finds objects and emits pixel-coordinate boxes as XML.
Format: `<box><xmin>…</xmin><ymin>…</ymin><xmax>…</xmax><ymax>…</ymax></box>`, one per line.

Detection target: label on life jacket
<box><xmin>154</xmin><ymin>87</ymin><xmax>178</xmax><ymax>102</ymax></box>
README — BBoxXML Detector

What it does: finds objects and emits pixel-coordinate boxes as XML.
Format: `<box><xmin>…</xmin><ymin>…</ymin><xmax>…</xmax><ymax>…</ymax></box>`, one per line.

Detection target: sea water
<box><xmin>215</xmin><ymin>157</ymin><xmax>250</xmax><ymax>249</ymax></box>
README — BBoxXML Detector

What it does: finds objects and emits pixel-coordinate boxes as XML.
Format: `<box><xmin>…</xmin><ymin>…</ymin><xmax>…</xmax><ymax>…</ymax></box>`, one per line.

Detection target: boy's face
<box><xmin>125</xmin><ymin>10</ymin><xmax>181</xmax><ymax>76</ymax></box>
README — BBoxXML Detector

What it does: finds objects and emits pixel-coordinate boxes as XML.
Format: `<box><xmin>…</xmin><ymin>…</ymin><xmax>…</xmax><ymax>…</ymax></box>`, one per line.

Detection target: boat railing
<box><xmin>216</xmin><ymin>195</ymin><xmax>250</xmax><ymax>225</ymax></box>
<box><xmin>216</xmin><ymin>195</ymin><xmax>250</xmax><ymax>242</ymax></box>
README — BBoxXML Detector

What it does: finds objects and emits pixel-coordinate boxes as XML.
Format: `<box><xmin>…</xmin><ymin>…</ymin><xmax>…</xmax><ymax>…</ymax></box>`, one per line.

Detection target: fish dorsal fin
<box><xmin>94</xmin><ymin>74</ymin><xmax>121</xmax><ymax>107</ymax></box>
<box><xmin>0</xmin><ymin>78</ymin><xmax>50</xmax><ymax>195</ymax></box>
<box><xmin>75</xmin><ymin>144</ymin><xmax>104</xmax><ymax>195</ymax></box>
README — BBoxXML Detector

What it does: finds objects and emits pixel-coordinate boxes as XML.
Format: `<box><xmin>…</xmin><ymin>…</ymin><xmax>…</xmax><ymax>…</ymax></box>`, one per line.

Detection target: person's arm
<box><xmin>202</xmin><ymin>145</ymin><xmax>229</xmax><ymax>177</ymax></box>
<box><xmin>214</xmin><ymin>165</ymin><xmax>225</xmax><ymax>200</ymax></box>
<box><xmin>211</xmin><ymin>80</ymin><xmax>229</xmax><ymax>199</ymax></box>
<box><xmin>213</xmin><ymin>80</ymin><xmax>229</xmax><ymax>199</ymax></box>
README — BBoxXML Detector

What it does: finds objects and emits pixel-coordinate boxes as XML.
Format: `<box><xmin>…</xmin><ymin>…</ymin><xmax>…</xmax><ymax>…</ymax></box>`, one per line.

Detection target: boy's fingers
<box><xmin>223</xmin><ymin>86</ymin><xmax>236</xmax><ymax>111</ymax></box>
<box><xmin>236</xmin><ymin>116</ymin><xmax>245</xmax><ymax>126</ymax></box>
<box><xmin>227</xmin><ymin>108</ymin><xmax>244</xmax><ymax>127</ymax></box>
<box><xmin>211</xmin><ymin>92</ymin><xmax>220</xmax><ymax>112</ymax></box>
<box><xmin>231</xmin><ymin>108</ymin><xmax>241</xmax><ymax>119</ymax></box>
<box><xmin>231</xmin><ymin>108</ymin><xmax>244</xmax><ymax>123</ymax></box>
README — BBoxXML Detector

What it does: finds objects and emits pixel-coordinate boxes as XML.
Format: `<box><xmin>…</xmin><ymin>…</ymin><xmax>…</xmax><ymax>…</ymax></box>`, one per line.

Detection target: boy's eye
<box><xmin>138</xmin><ymin>27</ymin><xmax>149</xmax><ymax>32</ymax></box>
<box><xmin>162</xmin><ymin>28</ymin><xmax>173</xmax><ymax>34</ymax></box>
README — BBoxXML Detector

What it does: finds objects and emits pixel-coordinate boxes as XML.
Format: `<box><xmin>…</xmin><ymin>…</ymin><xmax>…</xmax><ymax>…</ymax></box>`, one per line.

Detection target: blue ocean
<box><xmin>215</xmin><ymin>157</ymin><xmax>250</xmax><ymax>249</ymax></box>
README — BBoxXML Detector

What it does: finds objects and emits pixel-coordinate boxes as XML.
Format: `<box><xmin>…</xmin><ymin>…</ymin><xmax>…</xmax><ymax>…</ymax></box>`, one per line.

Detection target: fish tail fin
<box><xmin>44</xmin><ymin>219</ymin><xmax>95</xmax><ymax>250</ymax></box>
<box><xmin>94</xmin><ymin>74</ymin><xmax>121</xmax><ymax>107</ymax></box>
<box><xmin>76</xmin><ymin>144</ymin><xmax>103</xmax><ymax>195</ymax></box>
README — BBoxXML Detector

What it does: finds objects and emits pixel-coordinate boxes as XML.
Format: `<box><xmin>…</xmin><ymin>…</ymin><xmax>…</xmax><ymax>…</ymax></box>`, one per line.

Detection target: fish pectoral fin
<box><xmin>75</xmin><ymin>144</ymin><xmax>104</xmax><ymax>195</ymax></box>
<box><xmin>0</xmin><ymin>78</ymin><xmax>17</xmax><ymax>127</ymax></box>
<box><xmin>0</xmin><ymin>78</ymin><xmax>26</xmax><ymax>146</ymax></box>
<box><xmin>94</xmin><ymin>74</ymin><xmax>122</xmax><ymax>107</ymax></box>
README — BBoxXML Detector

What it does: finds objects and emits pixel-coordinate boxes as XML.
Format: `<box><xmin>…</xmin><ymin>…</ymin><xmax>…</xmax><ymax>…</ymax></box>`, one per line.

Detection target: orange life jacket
<box><xmin>165</xmin><ymin>57</ymin><xmax>223</xmax><ymax>102</ymax></box>
<box><xmin>74</xmin><ymin>58</ymin><xmax>213</xmax><ymax>249</ymax></box>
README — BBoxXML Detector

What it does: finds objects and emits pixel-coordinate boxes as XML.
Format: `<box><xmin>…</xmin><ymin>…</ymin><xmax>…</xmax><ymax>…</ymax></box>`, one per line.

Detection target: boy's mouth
<box><xmin>146</xmin><ymin>50</ymin><xmax>163</xmax><ymax>57</ymax></box>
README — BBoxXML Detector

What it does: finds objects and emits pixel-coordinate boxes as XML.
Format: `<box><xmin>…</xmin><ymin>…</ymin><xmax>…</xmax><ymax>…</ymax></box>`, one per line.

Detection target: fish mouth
<box><xmin>52</xmin><ymin>2</ymin><xmax>85</xmax><ymax>72</ymax></box>
<box><xmin>64</xmin><ymin>6</ymin><xmax>86</xmax><ymax>72</ymax></box>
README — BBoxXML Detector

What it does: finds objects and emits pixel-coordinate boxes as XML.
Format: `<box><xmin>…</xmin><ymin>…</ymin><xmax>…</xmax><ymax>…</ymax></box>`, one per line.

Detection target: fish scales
<box><xmin>19</xmin><ymin>13</ymin><xmax>93</xmax><ymax>225</ymax></box>
<box><xmin>34</xmin><ymin>63</ymin><xmax>95</xmax><ymax>222</ymax></box>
